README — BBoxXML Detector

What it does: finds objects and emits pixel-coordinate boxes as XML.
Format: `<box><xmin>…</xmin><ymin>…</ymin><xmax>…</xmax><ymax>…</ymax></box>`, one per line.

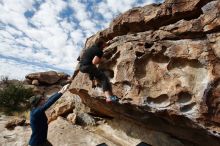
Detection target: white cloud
<box><xmin>0</xmin><ymin>0</ymin><xmax>33</xmax><ymax>30</ymax></box>
<box><xmin>6</xmin><ymin>26</ymin><xmax>23</xmax><ymax>36</ymax></box>
<box><xmin>105</xmin><ymin>0</ymin><xmax>136</xmax><ymax>14</ymax></box>
<box><xmin>70</xmin><ymin>29</ymin><xmax>85</xmax><ymax>45</ymax></box>
<box><xmin>79</xmin><ymin>20</ymin><xmax>96</xmax><ymax>31</ymax></box>
<box><xmin>0</xmin><ymin>0</ymin><xmax>161</xmax><ymax>79</ymax></box>
<box><xmin>0</xmin><ymin>58</ymin><xmax>49</xmax><ymax>80</ymax></box>
<box><xmin>0</xmin><ymin>30</ymin><xmax>14</xmax><ymax>39</ymax></box>
<box><xmin>31</xmin><ymin>1</ymin><xmax>64</xmax><ymax>27</ymax></box>
<box><xmin>60</xmin><ymin>20</ymin><xmax>76</xmax><ymax>32</ymax></box>
<box><xmin>70</xmin><ymin>0</ymin><xmax>88</xmax><ymax>21</ymax></box>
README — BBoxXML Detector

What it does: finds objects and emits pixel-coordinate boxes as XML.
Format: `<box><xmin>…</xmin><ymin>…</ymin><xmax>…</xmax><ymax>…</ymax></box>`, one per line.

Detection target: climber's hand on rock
<box><xmin>58</xmin><ymin>84</ymin><xmax>70</xmax><ymax>94</ymax></box>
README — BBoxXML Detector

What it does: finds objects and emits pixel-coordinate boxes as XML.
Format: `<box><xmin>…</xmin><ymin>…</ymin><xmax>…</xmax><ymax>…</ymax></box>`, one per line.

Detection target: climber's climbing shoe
<box><xmin>106</xmin><ymin>95</ymin><xmax>119</xmax><ymax>103</ymax></box>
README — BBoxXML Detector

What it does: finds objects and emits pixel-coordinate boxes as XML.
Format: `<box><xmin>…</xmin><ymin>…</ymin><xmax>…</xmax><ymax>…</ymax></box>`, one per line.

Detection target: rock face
<box><xmin>47</xmin><ymin>117</ymin><xmax>116</xmax><ymax>146</ymax></box>
<box><xmin>70</xmin><ymin>0</ymin><xmax>220</xmax><ymax>145</ymax></box>
<box><xmin>46</xmin><ymin>92</ymin><xmax>75</xmax><ymax>122</ymax></box>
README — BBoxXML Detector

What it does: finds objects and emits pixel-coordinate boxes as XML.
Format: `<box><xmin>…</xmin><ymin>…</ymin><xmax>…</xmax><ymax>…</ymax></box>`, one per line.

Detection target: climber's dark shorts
<box><xmin>79</xmin><ymin>64</ymin><xmax>112</xmax><ymax>92</ymax></box>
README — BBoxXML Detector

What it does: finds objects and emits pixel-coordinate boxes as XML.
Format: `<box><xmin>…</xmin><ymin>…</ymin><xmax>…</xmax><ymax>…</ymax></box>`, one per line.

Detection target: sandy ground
<box><xmin>0</xmin><ymin>115</ymin><xmax>141</xmax><ymax>146</ymax></box>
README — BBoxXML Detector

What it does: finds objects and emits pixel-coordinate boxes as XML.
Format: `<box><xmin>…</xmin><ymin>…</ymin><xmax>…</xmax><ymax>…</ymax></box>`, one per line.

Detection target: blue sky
<box><xmin>0</xmin><ymin>0</ymin><xmax>163</xmax><ymax>79</ymax></box>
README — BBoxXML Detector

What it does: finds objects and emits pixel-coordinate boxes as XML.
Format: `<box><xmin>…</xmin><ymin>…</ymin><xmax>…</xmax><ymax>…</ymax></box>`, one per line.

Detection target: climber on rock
<box><xmin>79</xmin><ymin>38</ymin><xmax>119</xmax><ymax>103</ymax></box>
<box><xmin>28</xmin><ymin>84</ymin><xmax>69</xmax><ymax>146</ymax></box>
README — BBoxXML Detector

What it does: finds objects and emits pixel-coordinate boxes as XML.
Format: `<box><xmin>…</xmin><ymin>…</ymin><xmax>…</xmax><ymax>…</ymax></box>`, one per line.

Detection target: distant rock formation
<box><xmin>24</xmin><ymin>71</ymin><xmax>71</xmax><ymax>96</ymax></box>
<box><xmin>70</xmin><ymin>0</ymin><xmax>220</xmax><ymax>145</ymax></box>
<box><xmin>25</xmin><ymin>71</ymin><xmax>70</xmax><ymax>85</ymax></box>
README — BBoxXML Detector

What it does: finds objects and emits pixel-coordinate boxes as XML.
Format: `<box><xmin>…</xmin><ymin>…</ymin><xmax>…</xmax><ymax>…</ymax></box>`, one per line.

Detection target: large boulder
<box><xmin>48</xmin><ymin>117</ymin><xmax>119</xmax><ymax>146</ymax></box>
<box><xmin>70</xmin><ymin>0</ymin><xmax>220</xmax><ymax>145</ymax></box>
<box><xmin>46</xmin><ymin>92</ymin><xmax>75</xmax><ymax>122</ymax></box>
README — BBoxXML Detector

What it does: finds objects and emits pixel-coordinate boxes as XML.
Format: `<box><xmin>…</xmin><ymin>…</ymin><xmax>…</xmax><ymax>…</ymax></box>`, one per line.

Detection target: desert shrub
<box><xmin>0</xmin><ymin>81</ymin><xmax>34</xmax><ymax>112</ymax></box>
<box><xmin>1</xmin><ymin>76</ymin><xmax>9</xmax><ymax>84</ymax></box>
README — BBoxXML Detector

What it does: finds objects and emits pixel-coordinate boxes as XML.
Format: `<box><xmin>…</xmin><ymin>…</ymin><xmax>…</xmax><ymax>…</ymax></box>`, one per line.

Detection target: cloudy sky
<box><xmin>0</xmin><ymin>0</ymin><xmax>163</xmax><ymax>80</ymax></box>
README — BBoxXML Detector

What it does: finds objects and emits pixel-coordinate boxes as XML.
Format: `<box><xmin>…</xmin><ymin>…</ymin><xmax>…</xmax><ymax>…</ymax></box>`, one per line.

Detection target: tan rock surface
<box><xmin>0</xmin><ymin>116</ymin><xmax>127</xmax><ymax>146</ymax></box>
<box><xmin>70</xmin><ymin>0</ymin><xmax>220</xmax><ymax>145</ymax></box>
<box><xmin>48</xmin><ymin>117</ymin><xmax>119</xmax><ymax>146</ymax></box>
<box><xmin>46</xmin><ymin>92</ymin><xmax>75</xmax><ymax>122</ymax></box>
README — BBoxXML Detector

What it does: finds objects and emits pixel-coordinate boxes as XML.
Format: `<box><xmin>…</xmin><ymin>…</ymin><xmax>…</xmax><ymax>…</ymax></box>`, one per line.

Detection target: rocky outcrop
<box><xmin>70</xmin><ymin>0</ymin><xmax>220</xmax><ymax>145</ymax></box>
<box><xmin>24</xmin><ymin>71</ymin><xmax>71</xmax><ymax>97</ymax></box>
<box><xmin>25</xmin><ymin>71</ymin><xmax>70</xmax><ymax>85</ymax></box>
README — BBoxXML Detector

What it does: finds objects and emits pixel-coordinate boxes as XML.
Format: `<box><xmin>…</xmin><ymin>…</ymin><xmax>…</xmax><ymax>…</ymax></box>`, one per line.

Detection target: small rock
<box><xmin>32</xmin><ymin>79</ymin><xmax>39</xmax><ymax>85</ymax></box>
<box><xmin>76</xmin><ymin>113</ymin><xmax>95</xmax><ymax>126</ymax></box>
<box><xmin>47</xmin><ymin>99</ymin><xmax>74</xmax><ymax>122</ymax></box>
<box><xmin>5</xmin><ymin>117</ymin><xmax>26</xmax><ymax>130</ymax></box>
<box><xmin>67</xmin><ymin>113</ymin><xmax>77</xmax><ymax>124</ymax></box>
